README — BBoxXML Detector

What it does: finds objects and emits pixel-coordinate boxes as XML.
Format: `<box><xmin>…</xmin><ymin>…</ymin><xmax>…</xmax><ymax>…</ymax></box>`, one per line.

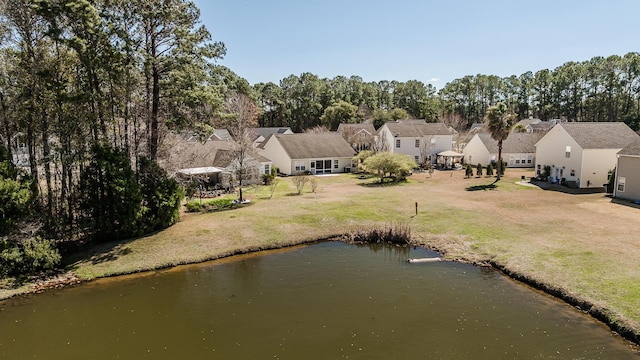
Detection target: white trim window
<box><xmin>395</xmin><ymin>139</ymin><xmax>401</xmax><ymax>148</ymax></box>
<box><xmin>415</xmin><ymin>139</ymin><xmax>420</xmax><ymax>147</ymax></box>
<box><xmin>333</xmin><ymin>159</ymin><xmax>339</xmax><ymax>169</ymax></box>
<box><xmin>294</xmin><ymin>161</ymin><xmax>306</xmax><ymax>172</ymax></box>
<box><xmin>565</xmin><ymin>146</ymin><xmax>571</xmax><ymax>158</ymax></box>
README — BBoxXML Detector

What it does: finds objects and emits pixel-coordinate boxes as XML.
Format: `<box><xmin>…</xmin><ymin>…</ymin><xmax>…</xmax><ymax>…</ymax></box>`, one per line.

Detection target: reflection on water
<box><xmin>0</xmin><ymin>241</ymin><xmax>637</xmax><ymax>359</ymax></box>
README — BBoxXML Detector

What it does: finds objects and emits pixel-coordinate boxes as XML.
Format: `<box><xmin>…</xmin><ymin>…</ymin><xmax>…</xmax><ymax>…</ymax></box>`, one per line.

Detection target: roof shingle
<box><xmin>382</xmin><ymin>122</ymin><xmax>453</xmax><ymax>137</ymax></box>
<box><xmin>560</xmin><ymin>122</ymin><xmax>639</xmax><ymax>149</ymax></box>
<box><xmin>273</xmin><ymin>133</ymin><xmax>356</xmax><ymax>159</ymax></box>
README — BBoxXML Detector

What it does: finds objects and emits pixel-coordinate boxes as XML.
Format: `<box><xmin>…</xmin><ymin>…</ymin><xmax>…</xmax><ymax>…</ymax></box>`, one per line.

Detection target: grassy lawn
<box><xmin>2</xmin><ymin>169</ymin><xmax>640</xmax><ymax>341</ymax></box>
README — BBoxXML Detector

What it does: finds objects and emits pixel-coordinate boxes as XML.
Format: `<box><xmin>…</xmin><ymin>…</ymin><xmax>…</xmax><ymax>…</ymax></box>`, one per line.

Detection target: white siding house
<box><xmin>534</xmin><ymin>122</ymin><xmax>639</xmax><ymax>189</ymax></box>
<box><xmin>463</xmin><ymin>132</ymin><xmax>543</xmax><ymax>168</ymax></box>
<box><xmin>258</xmin><ymin>133</ymin><xmax>356</xmax><ymax>175</ymax></box>
<box><xmin>377</xmin><ymin>120</ymin><xmax>454</xmax><ymax>166</ymax></box>
<box><xmin>613</xmin><ymin>138</ymin><xmax>640</xmax><ymax>202</ymax></box>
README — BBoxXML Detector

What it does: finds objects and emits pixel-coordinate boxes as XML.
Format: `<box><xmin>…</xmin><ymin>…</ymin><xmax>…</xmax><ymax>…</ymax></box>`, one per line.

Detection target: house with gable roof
<box><xmin>534</xmin><ymin>122</ymin><xmax>639</xmax><ymax>188</ymax></box>
<box><xmin>337</xmin><ymin>123</ymin><xmax>376</xmax><ymax>152</ymax></box>
<box><xmin>463</xmin><ymin>132</ymin><xmax>544</xmax><ymax>168</ymax></box>
<box><xmin>613</xmin><ymin>137</ymin><xmax>640</xmax><ymax>202</ymax></box>
<box><xmin>258</xmin><ymin>133</ymin><xmax>356</xmax><ymax>175</ymax></box>
<box><xmin>249</xmin><ymin>127</ymin><xmax>294</xmax><ymax>148</ymax></box>
<box><xmin>377</xmin><ymin>120</ymin><xmax>454</xmax><ymax>166</ymax></box>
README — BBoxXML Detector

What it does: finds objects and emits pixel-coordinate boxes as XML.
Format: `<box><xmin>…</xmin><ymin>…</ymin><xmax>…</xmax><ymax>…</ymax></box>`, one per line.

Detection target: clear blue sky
<box><xmin>193</xmin><ymin>0</ymin><xmax>640</xmax><ymax>89</ymax></box>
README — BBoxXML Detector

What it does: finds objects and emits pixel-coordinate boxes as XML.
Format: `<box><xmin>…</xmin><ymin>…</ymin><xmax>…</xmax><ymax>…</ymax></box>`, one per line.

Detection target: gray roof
<box><xmin>337</xmin><ymin>123</ymin><xmax>376</xmax><ymax>135</ymax></box>
<box><xmin>208</xmin><ymin>129</ymin><xmax>232</xmax><ymax>141</ymax></box>
<box><xmin>560</xmin><ymin>122</ymin><xmax>639</xmax><ymax>149</ymax></box>
<box><xmin>515</xmin><ymin>118</ymin><xmax>542</xmax><ymax>127</ymax></box>
<box><xmin>212</xmin><ymin>149</ymin><xmax>271</xmax><ymax>167</ymax></box>
<box><xmin>250</xmin><ymin>127</ymin><xmax>293</xmax><ymax>138</ymax></box>
<box><xmin>477</xmin><ymin>132</ymin><xmax>545</xmax><ymax>154</ymax></box>
<box><xmin>528</xmin><ymin>121</ymin><xmax>554</xmax><ymax>131</ymax></box>
<box><xmin>618</xmin><ymin>137</ymin><xmax>640</xmax><ymax>156</ymax></box>
<box><xmin>166</xmin><ymin>136</ymin><xmax>233</xmax><ymax>169</ymax></box>
<box><xmin>272</xmin><ymin>133</ymin><xmax>356</xmax><ymax>159</ymax></box>
<box><xmin>382</xmin><ymin>121</ymin><xmax>453</xmax><ymax>137</ymax></box>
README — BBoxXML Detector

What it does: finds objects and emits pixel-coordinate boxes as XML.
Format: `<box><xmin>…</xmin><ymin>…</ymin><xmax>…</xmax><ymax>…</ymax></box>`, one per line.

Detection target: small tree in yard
<box><xmin>221</xmin><ymin>92</ymin><xmax>259</xmax><ymax>202</ymax></box>
<box><xmin>268</xmin><ymin>179</ymin><xmax>279</xmax><ymax>199</ymax></box>
<box><xmin>310</xmin><ymin>177</ymin><xmax>318</xmax><ymax>193</ymax></box>
<box><xmin>476</xmin><ymin>163</ymin><xmax>483</xmax><ymax>177</ymax></box>
<box><xmin>465</xmin><ymin>164</ymin><xmax>473</xmax><ymax>178</ymax></box>
<box><xmin>363</xmin><ymin>152</ymin><xmax>416</xmax><ymax>183</ymax></box>
<box><xmin>486</xmin><ymin>163</ymin><xmax>494</xmax><ymax>177</ymax></box>
<box><xmin>292</xmin><ymin>173</ymin><xmax>309</xmax><ymax>194</ymax></box>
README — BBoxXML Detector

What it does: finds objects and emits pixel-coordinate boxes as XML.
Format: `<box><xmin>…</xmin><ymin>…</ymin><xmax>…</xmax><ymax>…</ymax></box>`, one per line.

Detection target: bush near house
<box><xmin>465</xmin><ymin>164</ymin><xmax>474</xmax><ymax>178</ymax></box>
<box><xmin>185</xmin><ymin>198</ymin><xmax>238</xmax><ymax>213</ymax></box>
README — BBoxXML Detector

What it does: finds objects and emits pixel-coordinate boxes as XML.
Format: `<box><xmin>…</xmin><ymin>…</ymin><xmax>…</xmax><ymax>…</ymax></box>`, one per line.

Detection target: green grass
<box><xmin>4</xmin><ymin>171</ymin><xmax>640</xmax><ymax>342</ymax></box>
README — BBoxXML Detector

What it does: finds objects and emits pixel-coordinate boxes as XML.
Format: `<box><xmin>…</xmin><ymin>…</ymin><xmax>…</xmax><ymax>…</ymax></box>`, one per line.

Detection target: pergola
<box><xmin>436</xmin><ymin>150</ymin><xmax>464</xmax><ymax>169</ymax></box>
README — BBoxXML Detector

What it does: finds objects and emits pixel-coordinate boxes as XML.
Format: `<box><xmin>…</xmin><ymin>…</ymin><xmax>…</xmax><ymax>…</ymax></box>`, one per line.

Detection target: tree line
<box><xmin>1</xmin><ymin>0</ymin><xmax>639</xmax><ymax>276</ymax></box>
<box><xmin>252</xmin><ymin>53</ymin><xmax>640</xmax><ymax>132</ymax></box>
<box><xmin>0</xmin><ymin>0</ymin><xmax>246</xmax><ymax>275</ymax></box>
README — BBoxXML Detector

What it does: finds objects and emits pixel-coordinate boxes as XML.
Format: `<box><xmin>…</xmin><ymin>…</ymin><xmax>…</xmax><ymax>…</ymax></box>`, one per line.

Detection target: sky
<box><xmin>193</xmin><ymin>0</ymin><xmax>640</xmax><ymax>89</ymax></box>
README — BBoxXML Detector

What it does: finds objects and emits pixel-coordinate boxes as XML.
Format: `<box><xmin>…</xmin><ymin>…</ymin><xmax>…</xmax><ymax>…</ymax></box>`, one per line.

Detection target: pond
<box><xmin>1</xmin><ymin>241</ymin><xmax>637</xmax><ymax>359</ymax></box>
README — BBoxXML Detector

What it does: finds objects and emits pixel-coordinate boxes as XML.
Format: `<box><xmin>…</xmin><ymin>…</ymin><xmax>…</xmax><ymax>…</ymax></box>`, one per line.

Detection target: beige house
<box><xmin>534</xmin><ymin>122</ymin><xmax>639</xmax><ymax>188</ymax></box>
<box><xmin>463</xmin><ymin>132</ymin><xmax>544</xmax><ymax>168</ymax></box>
<box><xmin>377</xmin><ymin>120</ymin><xmax>454</xmax><ymax>167</ymax></box>
<box><xmin>212</xmin><ymin>149</ymin><xmax>273</xmax><ymax>187</ymax></box>
<box><xmin>613</xmin><ymin>137</ymin><xmax>640</xmax><ymax>202</ymax></box>
<box><xmin>258</xmin><ymin>133</ymin><xmax>356</xmax><ymax>175</ymax></box>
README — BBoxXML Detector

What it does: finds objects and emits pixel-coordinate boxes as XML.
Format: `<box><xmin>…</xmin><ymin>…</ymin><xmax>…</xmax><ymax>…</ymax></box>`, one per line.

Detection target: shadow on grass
<box><xmin>61</xmin><ymin>229</ymin><xmax>165</xmax><ymax>271</ymax></box>
<box><xmin>358</xmin><ymin>178</ymin><xmax>408</xmax><ymax>188</ymax></box>
<box><xmin>466</xmin><ymin>179</ymin><xmax>500</xmax><ymax>191</ymax></box>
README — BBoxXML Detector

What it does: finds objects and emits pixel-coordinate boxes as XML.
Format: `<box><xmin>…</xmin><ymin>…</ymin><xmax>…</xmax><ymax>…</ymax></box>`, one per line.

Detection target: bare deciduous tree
<box><xmin>419</xmin><ymin>136</ymin><xmax>434</xmax><ymax>168</ymax></box>
<box><xmin>373</xmin><ymin>130</ymin><xmax>389</xmax><ymax>153</ymax></box>
<box><xmin>292</xmin><ymin>172</ymin><xmax>309</xmax><ymax>194</ymax></box>
<box><xmin>222</xmin><ymin>92</ymin><xmax>259</xmax><ymax>201</ymax></box>
<box><xmin>304</xmin><ymin>125</ymin><xmax>330</xmax><ymax>134</ymax></box>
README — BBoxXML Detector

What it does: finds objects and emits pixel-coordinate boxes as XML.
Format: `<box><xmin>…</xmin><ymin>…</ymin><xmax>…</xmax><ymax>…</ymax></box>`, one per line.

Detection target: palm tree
<box><xmin>484</xmin><ymin>103</ymin><xmax>516</xmax><ymax>180</ymax></box>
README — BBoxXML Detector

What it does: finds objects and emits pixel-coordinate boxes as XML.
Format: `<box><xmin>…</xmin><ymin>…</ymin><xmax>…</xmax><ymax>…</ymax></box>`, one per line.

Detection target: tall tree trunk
<box><xmin>40</xmin><ymin>106</ymin><xmax>54</xmax><ymax>223</ymax></box>
<box><xmin>496</xmin><ymin>141</ymin><xmax>503</xmax><ymax>181</ymax></box>
<box><xmin>150</xmin><ymin>64</ymin><xmax>160</xmax><ymax>160</ymax></box>
<box><xmin>0</xmin><ymin>91</ymin><xmax>13</xmax><ymax>161</ymax></box>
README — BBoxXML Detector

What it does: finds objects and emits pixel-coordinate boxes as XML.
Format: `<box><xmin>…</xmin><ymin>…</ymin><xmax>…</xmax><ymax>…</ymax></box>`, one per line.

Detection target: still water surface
<box><xmin>1</xmin><ymin>241</ymin><xmax>638</xmax><ymax>359</ymax></box>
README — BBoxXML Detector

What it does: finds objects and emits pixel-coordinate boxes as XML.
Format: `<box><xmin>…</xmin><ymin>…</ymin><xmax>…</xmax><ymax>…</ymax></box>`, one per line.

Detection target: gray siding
<box><xmin>615</xmin><ymin>156</ymin><xmax>640</xmax><ymax>202</ymax></box>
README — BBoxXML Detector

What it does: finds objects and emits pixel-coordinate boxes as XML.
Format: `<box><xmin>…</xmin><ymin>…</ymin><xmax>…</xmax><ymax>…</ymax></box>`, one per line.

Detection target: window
<box><xmin>264</xmin><ymin>164</ymin><xmax>270</xmax><ymax>174</ymax></box>
<box><xmin>294</xmin><ymin>161</ymin><xmax>306</xmax><ymax>172</ymax></box>
<box><xmin>415</xmin><ymin>156</ymin><xmax>420</xmax><ymax>163</ymax></box>
<box><xmin>527</xmin><ymin>156</ymin><xmax>532</xmax><ymax>164</ymax></box>
<box><xmin>396</xmin><ymin>139</ymin><xmax>401</xmax><ymax>148</ymax></box>
<box><xmin>515</xmin><ymin>159</ymin><xmax>521</xmax><ymax>164</ymax></box>
<box><xmin>565</xmin><ymin>146</ymin><xmax>571</xmax><ymax>158</ymax></box>
<box><xmin>415</xmin><ymin>139</ymin><xmax>420</xmax><ymax>147</ymax></box>
<box><xmin>617</xmin><ymin>177</ymin><xmax>626</xmax><ymax>192</ymax></box>
<box><xmin>333</xmin><ymin>159</ymin><xmax>339</xmax><ymax>169</ymax></box>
